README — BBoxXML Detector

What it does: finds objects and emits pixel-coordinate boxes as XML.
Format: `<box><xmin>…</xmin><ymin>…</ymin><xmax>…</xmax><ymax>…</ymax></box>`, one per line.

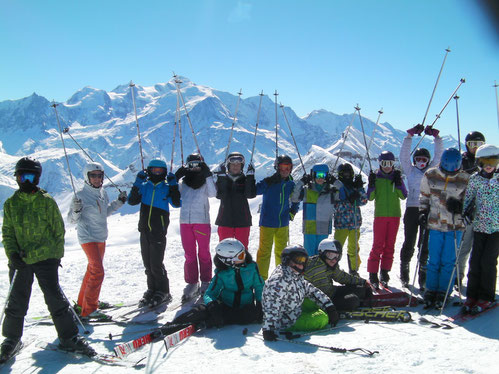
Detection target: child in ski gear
<box><xmin>419</xmin><ymin>148</ymin><xmax>470</xmax><ymax>308</ymax></box>
<box><xmin>367</xmin><ymin>151</ymin><xmax>407</xmax><ymax>288</ymax></box>
<box><xmin>214</xmin><ymin>152</ymin><xmax>256</xmax><ymax>249</ymax></box>
<box><xmin>461</xmin><ymin>144</ymin><xmax>499</xmax><ymax>314</ymax></box>
<box><xmin>1</xmin><ymin>157</ymin><xmax>95</xmax><ymax>360</ymax></box>
<box><xmin>399</xmin><ymin>126</ymin><xmax>443</xmax><ymax>289</ymax></box>
<box><xmin>158</xmin><ymin>238</ymin><xmax>264</xmax><ymax>333</ymax></box>
<box><xmin>304</xmin><ymin>238</ymin><xmax>372</xmax><ymax>311</ymax></box>
<box><xmin>291</xmin><ymin>164</ymin><xmax>337</xmax><ymax>256</ymax></box>
<box><xmin>262</xmin><ymin>245</ymin><xmax>338</xmax><ymax>341</ymax></box>
<box><xmin>175</xmin><ymin>153</ymin><xmax>217</xmax><ymax>300</ymax></box>
<box><xmin>256</xmin><ymin>155</ymin><xmax>299</xmax><ymax>280</ymax></box>
<box><xmin>67</xmin><ymin>162</ymin><xmax>127</xmax><ymax>318</ymax></box>
<box><xmin>128</xmin><ymin>159</ymin><xmax>180</xmax><ymax>307</ymax></box>
<box><xmin>456</xmin><ymin>131</ymin><xmax>486</xmax><ymax>288</ymax></box>
<box><xmin>331</xmin><ymin>163</ymin><xmax>368</xmax><ymax>275</ymax></box>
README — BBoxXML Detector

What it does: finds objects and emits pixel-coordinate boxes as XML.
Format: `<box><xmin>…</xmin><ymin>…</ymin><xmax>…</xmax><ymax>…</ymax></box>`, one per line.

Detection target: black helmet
<box><xmin>274</xmin><ymin>154</ymin><xmax>293</xmax><ymax>170</ymax></box>
<box><xmin>337</xmin><ymin>163</ymin><xmax>354</xmax><ymax>181</ymax></box>
<box><xmin>281</xmin><ymin>244</ymin><xmax>308</xmax><ymax>274</ymax></box>
<box><xmin>413</xmin><ymin>148</ymin><xmax>431</xmax><ymax>169</ymax></box>
<box><xmin>465</xmin><ymin>131</ymin><xmax>485</xmax><ymax>154</ymax></box>
<box><xmin>186</xmin><ymin>153</ymin><xmax>204</xmax><ymax>169</ymax></box>
<box><xmin>15</xmin><ymin>157</ymin><xmax>42</xmax><ymax>189</ymax></box>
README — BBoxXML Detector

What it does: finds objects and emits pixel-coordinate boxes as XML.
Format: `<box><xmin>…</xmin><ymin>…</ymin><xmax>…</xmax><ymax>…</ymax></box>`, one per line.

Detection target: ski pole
<box><xmin>62</xmin><ymin>128</ymin><xmax>122</xmax><ymax>192</ymax></box>
<box><xmin>0</xmin><ymin>270</ymin><xmax>18</xmax><ymax>326</ymax></box>
<box><xmin>130</xmin><ymin>81</ymin><xmax>145</xmax><ymax>170</ymax></box>
<box><xmin>494</xmin><ymin>81</ymin><xmax>499</xmax><ymax>131</ymax></box>
<box><xmin>177</xmin><ymin>89</ymin><xmax>185</xmax><ymax>165</ymax></box>
<box><xmin>59</xmin><ymin>288</ymin><xmax>89</xmax><ymax>334</ymax></box>
<box><xmin>170</xmin><ymin>97</ymin><xmax>179</xmax><ymax>172</ymax></box>
<box><xmin>406</xmin><ymin>224</ymin><xmax>427</xmax><ymax>307</ymax></box>
<box><xmin>332</xmin><ymin>109</ymin><xmax>357</xmax><ymax>172</ymax></box>
<box><xmin>454</xmin><ymin>95</ymin><xmax>462</xmax><ymax>152</ymax></box>
<box><xmin>355</xmin><ymin>105</ymin><xmax>372</xmax><ymax>172</ymax></box>
<box><xmin>280</xmin><ymin>103</ymin><xmax>306</xmax><ymax>174</ymax></box>
<box><xmin>224</xmin><ymin>89</ymin><xmax>243</xmax><ymax>160</ymax></box>
<box><xmin>52</xmin><ymin>102</ymin><xmax>78</xmax><ymax>198</ymax></box>
<box><xmin>274</xmin><ymin>90</ymin><xmax>279</xmax><ymax>159</ymax></box>
<box><xmin>248</xmin><ymin>90</ymin><xmax>264</xmax><ymax>168</ymax></box>
<box><xmin>359</xmin><ymin>108</ymin><xmax>383</xmax><ymax>173</ymax></box>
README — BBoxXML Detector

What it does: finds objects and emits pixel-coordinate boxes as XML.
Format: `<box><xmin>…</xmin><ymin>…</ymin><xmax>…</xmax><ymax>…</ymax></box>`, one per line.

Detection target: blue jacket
<box><xmin>256</xmin><ymin>173</ymin><xmax>299</xmax><ymax>228</ymax></box>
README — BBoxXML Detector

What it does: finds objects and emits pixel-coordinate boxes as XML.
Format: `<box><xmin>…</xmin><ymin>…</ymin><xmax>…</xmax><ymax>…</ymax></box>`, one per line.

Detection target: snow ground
<box><xmin>0</xmin><ymin>195</ymin><xmax>497</xmax><ymax>374</ymax></box>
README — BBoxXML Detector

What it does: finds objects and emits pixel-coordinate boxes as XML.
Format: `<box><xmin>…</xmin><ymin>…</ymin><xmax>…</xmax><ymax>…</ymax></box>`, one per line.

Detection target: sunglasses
<box><xmin>88</xmin><ymin>172</ymin><xmax>104</xmax><ymax>179</ymax></box>
<box><xmin>324</xmin><ymin>251</ymin><xmax>340</xmax><ymax>261</ymax></box>
<box><xmin>20</xmin><ymin>173</ymin><xmax>36</xmax><ymax>183</ymax></box>
<box><xmin>228</xmin><ymin>156</ymin><xmax>244</xmax><ymax>164</ymax></box>
<box><xmin>315</xmin><ymin>172</ymin><xmax>327</xmax><ymax>179</ymax></box>
<box><xmin>187</xmin><ymin>161</ymin><xmax>201</xmax><ymax>169</ymax></box>
<box><xmin>414</xmin><ymin>156</ymin><xmax>429</xmax><ymax>163</ymax></box>
<box><xmin>466</xmin><ymin>140</ymin><xmax>484</xmax><ymax>149</ymax></box>
<box><xmin>279</xmin><ymin>163</ymin><xmax>292</xmax><ymax>172</ymax></box>
<box><xmin>290</xmin><ymin>254</ymin><xmax>308</xmax><ymax>265</ymax></box>
<box><xmin>149</xmin><ymin>167</ymin><xmax>165</xmax><ymax>175</ymax></box>
<box><xmin>380</xmin><ymin>160</ymin><xmax>395</xmax><ymax>168</ymax></box>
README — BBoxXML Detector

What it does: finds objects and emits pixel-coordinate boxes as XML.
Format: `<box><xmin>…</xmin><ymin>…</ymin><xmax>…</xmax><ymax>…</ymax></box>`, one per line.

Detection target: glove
<box><xmin>9</xmin><ymin>252</ymin><xmax>26</xmax><ymax>270</ymax></box>
<box><xmin>246</xmin><ymin>163</ymin><xmax>255</xmax><ymax>176</ymax></box>
<box><xmin>418</xmin><ymin>210</ymin><xmax>428</xmax><ymax>226</ymax></box>
<box><xmin>446</xmin><ymin>197</ymin><xmax>463</xmax><ymax>215</ymax></box>
<box><xmin>326</xmin><ymin>174</ymin><xmax>337</xmax><ymax>184</ymax></box>
<box><xmin>348</xmin><ymin>190</ymin><xmax>361</xmax><ymax>203</ymax></box>
<box><xmin>326</xmin><ymin>305</ymin><xmax>339</xmax><ymax>327</ymax></box>
<box><xmin>200</xmin><ymin>162</ymin><xmax>213</xmax><ymax>178</ymax></box>
<box><xmin>167</xmin><ymin>172</ymin><xmax>177</xmax><ymax>186</ymax></box>
<box><xmin>118</xmin><ymin>191</ymin><xmax>128</xmax><ymax>203</ymax></box>
<box><xmin>206</xmin><ymin>301</ymin><xmax>224</xmax><ymax>328</ymax></box>
<box><xmin>407</xmin><ymin>124</ymin><xmax>425</xmax><ymax>136</ymax></box>
<box><xmin>175</xmin><ymin>166</ymin><xmax>188</xmax><ymax>180</ymax></box>
<box><xmin>72</xmin><ymin>199</ymin><xmax>83</xmax><ymax>213</ymax></box>
<box><xmin>392</xmin><ymin>169</ymin><xmax>402</xmax><ymax>187</ymax></box>
<box><xmin>353</xmin><ymin>174</ymin><xmax>364</xmax><ymax>189</ymax></box>
<box><xmin>255</xmin><ymin>301</ymin><xmax>263</xmax><ymax>323</ymax></box>
<box><xmin>368</xmin><ymin>171</ymin><xmax>376</xmax><ymax>188</ymax></box>
<box><xmin>424</xmin><ymin>126</ymin><xmax>440</xmax><ymax>137</ymax></box>
<box><xmin>262</xmin><ymin>330</ymin><xmax>278</xmax><ymax>342</ymax></box>
<box><xmin>135</xmin><ymin>170</ymin><xmax>147</xmax><ymax>184</ymax></box>
<box><xmin>301</xmin><ymin>173</ymin><xmax>312</xmax><ymax>185</ymax></box>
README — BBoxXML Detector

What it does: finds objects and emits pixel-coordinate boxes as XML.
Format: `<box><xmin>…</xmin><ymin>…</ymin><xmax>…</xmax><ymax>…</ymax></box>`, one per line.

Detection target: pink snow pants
<box><xmin>217</xmin><ymin>226</ymin><xmax>251</xmax><ymax>249</ymax></box>
<box><xmin>180</xmin><ymin>223</ymin><xmax>212</xmax><ymax>284</ymax></box>
<box><xmin>367</xmin><ymin>217</ymin><xmax>400</xmax><ymax>273</ymax></box>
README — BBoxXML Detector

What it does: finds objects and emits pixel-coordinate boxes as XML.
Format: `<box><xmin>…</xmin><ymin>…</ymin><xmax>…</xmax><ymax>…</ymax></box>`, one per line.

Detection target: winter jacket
<box><xmin>419</xmin><ymin>167</ymin><xmax>470</xmax><ymax>232</ymax></box>
<box><xmin>215</xmin><ymin>174</ymin><xmax>256</xmax><ymax>227</ymax></box>
<box><xmin>262</xmin><ymin>264</ymin><xmax>334</xmax><ymax>331</ymax></box>
<box><xmin>304</xmin><ymin>255</ymin><xmax>366</xmax><ymax>297</ymax></box>
<box><xmin>463</xmin><ymin>172</ymin><xmax>499</xmax><ymax>234</ymax></box>
<box><xmin>462</xmin><ymin>152</ymin><xmax>479</xmax><ymax>174</ymax></box>
<box><xmin>291</xmin><ymin>181</ymin><xmax>336</xmax><ymax>235</ymax></box>
<box><xmin>3</xmin><ymin>189</ymin><xmax>65</xmax><ymax>265</ymax></box>
<box><xmin>68</xmin><ymin>183</ymin><xmax>123</xmax><ymax>244</ymax></box>
<box><xmin>256</xmin><ymin>173</ymin><xmax>299</xmax><ymax>228</ymax></box>
<box><xmin>128</xmin><ymin>179</ymin><xmax>181</xmax><ymax>237</ymax></box>
<box><xmin>179</xmin><ymin>176</ymin><xmax>216</xmax><ymax>224</ymax></box>
<box><xmin>367</xmin><ymin>170</ymin><xmax>407</xmax><ymax>217</ymax></box>
<box><xmin>203</xmin><ymin>253</ymin><xmax>264</xmax><ymax>308</ymax></box>
<box><xmin>332</xmin><ymin>180</ymin><xmax>367</xmax><ymax>230</ymax></box>
<box><xmin>400</xmin><ymin>135</ymin><xmax>443</xmax><ymax>208</ymax></box>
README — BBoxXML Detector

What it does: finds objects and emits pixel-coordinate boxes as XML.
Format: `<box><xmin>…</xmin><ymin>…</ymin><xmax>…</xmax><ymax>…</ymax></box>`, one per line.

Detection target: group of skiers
<box><xmin>1</xmin><ymin>125</ymin><xmax>497</xmax><ymax>359</ymax></box>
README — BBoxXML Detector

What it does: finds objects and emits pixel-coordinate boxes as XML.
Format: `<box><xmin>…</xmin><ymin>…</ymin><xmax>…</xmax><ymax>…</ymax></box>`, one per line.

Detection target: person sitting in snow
<box><xmin>261</xmin><ymin>245</ymin><xmax>339</xmax><ymax>341</ymax></box>
<box><xmin>304</xmin><ymin>238</ymin><xmax>372</xmax><ymax>311</ymax></box>
<box><xmin>291</xmin><ymin>164</ymin><xmax>337</xmax><ymax>256</ymax></box>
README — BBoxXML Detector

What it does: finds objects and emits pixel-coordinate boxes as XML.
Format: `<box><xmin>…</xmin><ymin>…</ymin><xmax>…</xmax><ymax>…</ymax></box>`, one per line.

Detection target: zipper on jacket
<box><xmin>278</xmin><ymin>181</ymin><xmax>285</xmax><ymax>227</ymax></box>
<box><xmin>148</xmin><ymin>187</ymin><xmax>157</xmax><ymax>232</ymax></box>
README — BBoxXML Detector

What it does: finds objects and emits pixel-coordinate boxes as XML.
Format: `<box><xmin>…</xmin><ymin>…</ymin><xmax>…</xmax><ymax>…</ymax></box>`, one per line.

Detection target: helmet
<box><xmin>337</xmin><ymin>163</ymin><xmax>354</xmax><ymax>181</ymax></box>
<box><xmin>439</xmin><ymin>148</ymin><xmax>462</xmax><ymax>174</ymax></box>
<box><xmin>147</xmin><ymin>159</ymin><xmax>167</xmax><ymax>182</ymax></box>
<box><xmin>83</xmin><ymin>162</ymin><xmax>105</xmax><ymax>187</ymax></box>
<box><xmin>281</xmin><ymin>244</ymin><xmax>308</xmax><ymax>274</ymax></box>
<box><xmin>378</xmin><ymin>151</ymin><xmax>395</xmax><ymax>169</ymax></box>
<box><xmin>215</xmin><ymin>238</ymin><xmax>246</xmax><ymax>267</ymax></box>
<box><xmin>226</xmin><ymin>152</ymin><xmax>245</xmax><ymax>173</ymax></box>
<box><xmin>186</xmin><ymin>153</ymin><xmax>204</xmax><ymax>169</ymax></box>
<box><xmin>311</xmin><ymin>164</ymin><xmax>329</xmax><ymax>180</ymax></box>
<box><xmin>465</xmin><ymin>131</ymin><xmax>485</xmax><ymax>153</ymax></box>
<box><xmin>413</xmin><ymin>148</ymin><xmax>431</xmax><ymax>169</ymax></box>
<box><xmin>15</xmin><ymin>157</ymin><xmax>42</xmax><ymax>186</ymax></box>
<box><xmin>475</xmin><ymin>144</ymin><xmax>499</xmax><ymax>168</ymax></box>
<box><xmin>274</xmin><ymin>154</ymin><xmax>293</xmax><ymax>170</ymax></box>
<box><xmin>318</xmin><ymin>238</ymin><xmax>342</xmax><ymax>262</ymax></box>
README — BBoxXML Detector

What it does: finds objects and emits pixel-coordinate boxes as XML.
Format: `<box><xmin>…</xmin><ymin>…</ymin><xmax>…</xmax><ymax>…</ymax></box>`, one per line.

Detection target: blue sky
<box><xmin>1</xmin><ymin>0</ymin><xmax>498</xmax><ymax>145</ymax></box>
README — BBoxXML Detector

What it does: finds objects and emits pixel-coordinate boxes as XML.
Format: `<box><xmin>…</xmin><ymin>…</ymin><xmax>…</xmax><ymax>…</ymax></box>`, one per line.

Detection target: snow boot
<box><xmin>434</xmin><ymin>292</ymin><xmax>446</xmax><ymax>309</ymax></box>
<box><xmin>400</xmin><ymin>262</ymin><xmax>410</xmax><ymax>287</ymax></box>
<box><xmin>182</xmin><ymin>283</ymin><xmax>199</xmax><ymax>303</ymax></box>
<box><xmin>471</xmin><ymin>300</ymin><xmax>495</xmax><ymax>315</ymax></box>
<box><xmin>369</xmin><ymin>273</ymin><xmax>380</xmax><ymax>290</ymax></box>
<box><xmin>418</xmin><ymin>266</ymin><xmax>427</xmax><ymax>292</ymax></box>
<box><xmin>149</xmin><ymin>291</ymin><xmax>172</xmax><ymax>307</ymax></box>
<box><xmin>461</xmin><ymin>297</ymin><xmax>477</xmax><ymax>314</ymax></box>
<box><xmin>380</xmin><ymin>269</ymin><xmax>390</xmax><ymax>287</ymax></box>
<box><xmin>423</xmin><ymin>290</ymin><xmax>436</xmax><ymax>309</ymax></box>
<box><xmin>59</xmin><ymin>335</ymin><xmax>96</xmax><ymax>356</ymax></box>
<box><xmin>98</xmin><ymin>301</ymin><xmax>112</xmax><ymax>310</ymax></box>
<box><xmin>0</xmin><ymin>339</ymin><xmax>21</xmax><ymax>363</ymax></box>
<box><xmin>199</xmin><ymin>282</ymin><xmax>210</xmax><ymax>295</ymax></box>
<box><xmin>138</xmin><ymin>289</ymin><xmax>155</xmax><ymax>308</ymax></box>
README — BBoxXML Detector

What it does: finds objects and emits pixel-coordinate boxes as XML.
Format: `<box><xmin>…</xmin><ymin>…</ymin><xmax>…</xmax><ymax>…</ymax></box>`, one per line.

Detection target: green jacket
<box><xmin>367</xmin><ymin>171</ymin><xmax>407</xmax><ymax>218</ymax></box>
<box><xmin>2</xmin><ymin>189</ymin><xmax>65</xmax><ymax>265</ymax></box>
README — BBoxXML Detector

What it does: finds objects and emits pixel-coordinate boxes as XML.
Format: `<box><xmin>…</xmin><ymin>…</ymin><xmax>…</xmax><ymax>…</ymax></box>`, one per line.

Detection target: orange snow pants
<box><xmin>78</xmin><ymin>242</ymin><xmax>106</xmax><ymax>317</ymax></box>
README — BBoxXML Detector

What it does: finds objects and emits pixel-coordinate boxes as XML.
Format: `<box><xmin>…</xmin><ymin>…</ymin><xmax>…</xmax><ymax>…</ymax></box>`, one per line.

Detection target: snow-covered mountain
<box><xmin>0</xmin><ymin>76</ymin><xmax>459</xmax><ymax>205</ymax></box>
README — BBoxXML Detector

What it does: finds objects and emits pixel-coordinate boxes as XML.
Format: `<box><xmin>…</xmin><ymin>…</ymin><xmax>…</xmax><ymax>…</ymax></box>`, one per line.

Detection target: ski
<box><xmin>371</xmin><ymin>291</ymin><xmax>420</xmax><ymax>307</ymax></box>
<box><xmin>340</xmin><ymin>309</ymin><xmax>412</xmax><ymax>322</ymax></box>
<box><xmin>447</xmin><ymin>302</ymin><xmax>498</xmax><ymax>324</ymax></box>
<box><xmin>418</xmin><ymin>315</ymin><xmax>456</xmax><ymax>329</ymax></box>
<box><xmin>116</xmin><ymin>300</ymin><xmax>169</xmax><ymax>319</ymax></box>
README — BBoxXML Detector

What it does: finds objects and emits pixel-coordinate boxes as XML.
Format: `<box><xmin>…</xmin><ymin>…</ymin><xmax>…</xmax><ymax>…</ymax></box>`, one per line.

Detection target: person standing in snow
<box><xmin>461</xmin><ymin>144</ymin><xmax>499</xmax><ymax>314</ymax></box>
<box><xmin>214</xmin><ymin>152</ymin><xmax>256</xmax><ymax>249</ymax></box>
<box><xmin>1</xmin><ymin>157</ymin><xmax>95</xmax><ymax>360</ymax></box>
<box><xmin>291</xmin><ymin>164</ymin><xmax>337</xmax><ymax>256</ymax></box>
<box><xmin>128</xmin><ymin>159</ymin><xmax>181</xmax><ymax>308</ymax></box>
<box><xmin>262</xmin><ymin>245</ymin><xmax>338</xmax><ymax>341</ymax></box>
<box><xmin>419</xmin><ymin>148</ymin><xmax>469</xmax><ymax>309</ymax></box>
<box><xmin>68</xmin><ymin>162</ymin><xmax>127</xmax><ymax>319</ymax></box>
<box><xmin>366</xmin><ymin>151</ymin><xmax>407</xmax><ymax>289</ymax></box>
<box><xmin>256</xmin><ymin>155</ymin><xmax>299</xmax><ymax>280</ymax></box>
<box><xmin>175</xmin><ymin>153</ymin><xmax>217</xmax><ymax>302</ymax></box>
<box><xmin>398</xmin><ymin>125</ymin><xmax>443</xmax><ymax>290</ymax></box>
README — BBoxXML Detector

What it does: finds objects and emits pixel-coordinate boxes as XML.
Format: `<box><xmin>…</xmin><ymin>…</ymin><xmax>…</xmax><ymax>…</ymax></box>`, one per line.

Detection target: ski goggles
<box><xmin>88</xmin><ymin>172</ymin><xmax>104</xmax><ymax>179</ymax></box>
<box><xmin>187</xmin><ymin>161</ymin><xmax>201</xmax><ymax>169</ymax></box>
<box><xmin>324</xmin><ymin>251</ymin><xmax>340</xmax><ymax>261</ymax></box>
<box><xmin>379</xmin><ymin>160</ymin><xmax>395</xmax><ymax>168</ymax></box>
<box><xmin>234</xmin><ymin>250</ymin><xmax>246</xmax><ymax>261</ymax></box>
<box><xmin>315</xmin><ymin>171</ymin><xmax>327</xmax><ymax>179</ymax></box>
<box><xmin>414</xmin><ymin>156</ymin><xmax>429</xmax><ymax>164</ymax></box>
<box><xmin>290</xmin><ymin>254</ymin><xmax>308</xmax><ymax>265</ymax></box>
<box><xmin>480</xmin><ymin>158</ymin><xmax>499</xmax><ymax>168</ymax></box>
<box><xmin>20</xmin><ymin>173</ymin><xmax>36</xmax><ymax>183</ymax></box>
<box><xmin>228</xmin><ymin>155</ymin><xmax>244</xmax><ymax>164</ymax></box>
<box><xmin>148</xmin><ymin>167</ymin><xmax>165</xmax><ymax>175</ymax></box>
<box><xmin>466</xmin><ymin>140</ymin><xmax>484</xmax><ymax>149</ymax></box>
<box><xmin>278</xmin><ymin>163</ymin><xmax>292</xmax><ymax>172</ymax></box>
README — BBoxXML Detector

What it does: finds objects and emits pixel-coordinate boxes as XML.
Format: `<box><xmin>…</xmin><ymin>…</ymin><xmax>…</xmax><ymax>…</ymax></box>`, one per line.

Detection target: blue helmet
<box><xmin>148</xmin><ymin>159</ymin><xmax>167</xmax><ymax>169</ymax></box>
<box><xmin>439</xmin><ymin>148</ymin><xmax>462</xmax><ymax>174</ymax></box>
<box><xmin>311</xmin><ymin>164</ymin><xmax>329</xmax><ymax>179</ymax></box>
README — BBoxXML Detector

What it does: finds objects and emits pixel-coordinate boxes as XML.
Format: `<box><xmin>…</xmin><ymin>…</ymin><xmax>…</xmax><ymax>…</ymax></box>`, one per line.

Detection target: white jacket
<box><xmin>179</xmin><ymin>176</ymin><xmax>217</xmax><ymax>224</ymax></box>
<box><xmin>400</xmin><ymin>135</ymin><xmax>443</xmax><ymax>207</ymax></box>
<box><xmin>68</xmin><ymin>183</ymin><xmax>124</xmax><ymax>244</ymax></box>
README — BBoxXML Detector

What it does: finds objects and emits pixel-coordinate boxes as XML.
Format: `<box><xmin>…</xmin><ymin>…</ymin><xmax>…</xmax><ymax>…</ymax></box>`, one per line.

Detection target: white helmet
<box><xmin>475</xmin><ymin>144</ymin><xmax>499</xmax><ymax>159</ymax></box>
<box><xmin>318</xmin><ymin>238</ymin><xmax>342</xmax><ymax>262</ymax></box>
<box><xmin>215</xmin><ymin>238</ymin><xmax>246</xmax><ymax>267</ymax></box>
<box><xmin>83</xmin><ymin>162</ymin><xmax>105</xmax><ymax>187</ymax></box>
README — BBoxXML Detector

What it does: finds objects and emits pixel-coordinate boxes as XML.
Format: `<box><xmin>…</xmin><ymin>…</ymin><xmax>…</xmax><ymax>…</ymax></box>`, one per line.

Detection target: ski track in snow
<box><xmin>0</xmin><ymin>197</ymin><xmax>497</xmax><ymax>373</ymax></box>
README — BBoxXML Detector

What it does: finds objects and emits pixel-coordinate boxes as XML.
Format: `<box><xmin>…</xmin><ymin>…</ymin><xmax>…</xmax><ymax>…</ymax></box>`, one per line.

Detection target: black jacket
<box><xmin>215</xmin><ymin>174</ymin><xmax>256</xmax><ymax>227</ymax></box>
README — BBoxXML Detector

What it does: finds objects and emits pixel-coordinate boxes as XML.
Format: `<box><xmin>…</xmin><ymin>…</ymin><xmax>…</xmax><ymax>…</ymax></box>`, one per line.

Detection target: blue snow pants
<box><xmin>303</xmin><ymin>234</ymin><xmax>328</xmax><ymax>257</ymax></box>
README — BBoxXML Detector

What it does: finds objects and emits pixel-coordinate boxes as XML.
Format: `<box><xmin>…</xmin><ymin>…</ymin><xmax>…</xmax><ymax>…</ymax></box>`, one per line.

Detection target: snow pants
<box><xmin>330</xmin><ymin>284</ymin><xmax>373</xmax><ymax>311</ymax></box>
<box><xmin>78</xmin><ymin>242</ymin><xmax>105</xmax><ymax>317</ymax></box>
<box><xmin>334</xmin><ymin>229</ymin><xmax>361</xmax><ymax>272</ymax></box>
<box><xmin>289</xmin><ymin>298</ymin><xmax>329</xmax><ymax>331</ymax></box>
<box><xmin>218</xmin><ymin>226</ymin><xmax>251</xmax><ymax>249</ymax></box>
<box><xmin>181</xmin><ymin>223</ymin><xmax>212</xmax><ymax>284</ymax></box>
<box><xmin>140</xmin><ymin>231</ymin><xmax>170</xmax><ymax>294</ymax></box>
<box><xmin>2</xmin><ymin>259</ymin><xmax>78</xmax><ymax>341</ymax></box>
<box><xmin>399</xmin><ymin>207</ymin><xmax>429</xmax><ymax>266</ymax></box>
<box><xmin>257</xmin><ymin>226</ymin><xmax>289</xmax><ymax>280</ymax></box>
<box><xmin>466</xmin><ymin>231</ymin><xmax>499</xmax><ymax>302</ymax></box>
<box><xmin>303</xmin><ymin>234</ymin><xmax>328</xmax><ymax>257</ymax></box>
<box><xmin>456</xmin><ymin>223</ymin><xmax>474</xmax><ymax>285</ymax></box>
<box><xmin>367</xmin><ymin>217</ymin><xmax>400</xmax><ymax>273</ymax></box>
<box><xmin>426</xmin><ymin>229</ymin><xmax>463</xmax><ymax>293</ymax></box>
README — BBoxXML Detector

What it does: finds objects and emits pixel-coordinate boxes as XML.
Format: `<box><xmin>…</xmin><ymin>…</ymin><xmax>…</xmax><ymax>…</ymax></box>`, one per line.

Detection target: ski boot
<box><xmin>470</xmin><ymin>300</ymin><xmax>495</xmax><ymax>315</ymax></box>
<box><xmin>149</xmin><ymin>291</ymin><xmax>172</xmax><ymax>307</ymax></box>
<box><xmin>400</xmin><ymin>262</ymin><xmax>410</xmax><ymax>288</ymax></box>
<box><xmin>199</xmin><ymin>281</ymin><xmax>210</xmax><ymax>295</ymax></box>
<box><xmin>0</xmin><ymin>338</ymin><xmax>21</xmax><ymax>363</ymax></box>
<box><xmin>380</xmin><ymin>269</ymin><xmax>390</xmax><ymax>288</ymax></box>
<box><xmin>369</xmin><ymin>273</ymin><xmax>380</xmax><ymax>290</ymax></box>
<box><xmin>59</xmin><ymin>335</ymin><xmax>96</xmax><ymax>356</ymax></box>
<box><xmin>138</xmin><ymin>289</ymin><xmax>155</xmax><ymax>308</ymax></box>
<box><xmin>418</xmin><ymin>266</ymin><xmax>427</xmax><ymax>292</ymax></box>
<box><xmin>423</xmin><ymin>290</ymin><xmax>436</xmax><ymax>309</ymax></box>
<box><xmin>434</xmin><ymin>292</ymin><xmax>446</xmax><ymax>310</ymax></box>
<box><xmin>181</xmin><ymin>283</ymin><xmax>200</xmax><ymax>304</ymax></box>
<box><xmin>461</xmin><ymin>297</ymin><xmax>476</xmax><ymax>314</ymax></box>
